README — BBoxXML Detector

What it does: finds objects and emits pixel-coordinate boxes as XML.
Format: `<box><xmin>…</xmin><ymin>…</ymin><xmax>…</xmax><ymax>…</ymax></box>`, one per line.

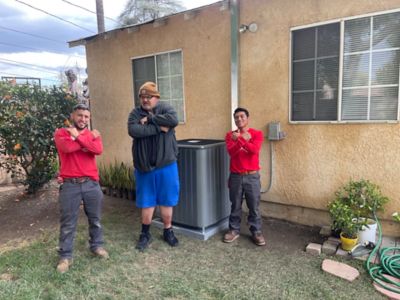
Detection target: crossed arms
<box><xmin>128</xmin><ymin>105</ymin><xmax>178</xmax><ymax>139</ymax></box>
<box><xmin>225</xmin><ymin>129</ymin><xmax>263</xmax><ymax>157</ymax></box>
<box><xmin>54</xmin><ymin>128</ymin><xmax>103</xmax><ymax>155</ymax></box>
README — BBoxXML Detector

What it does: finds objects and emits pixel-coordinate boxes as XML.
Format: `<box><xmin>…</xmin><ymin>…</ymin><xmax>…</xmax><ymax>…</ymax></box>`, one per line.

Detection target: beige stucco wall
<box><xmin>86</xmin><ymin>4</ymin><xmax>231</xmax><ymax>166</ymax></box>
<box><xmin>85</xmin><ymin>0</ymin><xmax>400</xmax><ymax>235</ymax></box>
<box><xmin>239</xmin><ymin>0</ymin><xmax>400</xmax><ymax>235</ymax></box>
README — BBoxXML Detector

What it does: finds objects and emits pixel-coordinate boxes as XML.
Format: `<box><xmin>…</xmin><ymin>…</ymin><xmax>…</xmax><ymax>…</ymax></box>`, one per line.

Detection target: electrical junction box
<box><xmin>268</xmin><ymin>121</ymin><xmax>287</xmax><ymax>141</ymax></box>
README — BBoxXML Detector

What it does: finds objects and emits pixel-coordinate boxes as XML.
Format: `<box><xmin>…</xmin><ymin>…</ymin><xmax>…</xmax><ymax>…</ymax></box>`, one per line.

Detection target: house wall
<box><xmin>86</xmin><ymin>3</ymin><xmax>232</xmax><ymax>166</ymax></box>
<box><xmin>239</xmin><ymin>0</ymin><xmax>400</xmax><ymax>235</ymax></box>
<box><xmin>85</xmin><ymin>0</ymin><xmax>400</xmax><ymax>235</ymax></box>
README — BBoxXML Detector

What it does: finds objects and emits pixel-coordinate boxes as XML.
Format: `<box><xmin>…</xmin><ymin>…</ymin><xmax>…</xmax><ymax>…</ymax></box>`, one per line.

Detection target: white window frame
<box><xmin>131</xmin><ymin>49</ymin><xmax>186</xmax><ymax>123</ymax></box>
<box><xmin>289</xmin><ymin>8</ymin><xmax>400</xmax><ymax>124</ymax></box>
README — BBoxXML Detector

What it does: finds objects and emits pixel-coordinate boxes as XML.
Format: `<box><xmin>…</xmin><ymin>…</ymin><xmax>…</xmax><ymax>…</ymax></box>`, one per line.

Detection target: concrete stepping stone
<box><xmin>322</xmin><ymin>259</ymin><xmax>359</xmax><ymax>282</ymax></box>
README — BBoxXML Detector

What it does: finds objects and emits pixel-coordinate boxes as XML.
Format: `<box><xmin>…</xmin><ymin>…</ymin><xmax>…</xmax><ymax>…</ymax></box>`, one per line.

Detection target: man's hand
<box><xmin>160</xmin><ymin>126</ymin><xmax>169</xmax><ymax>133</ymax></box>
<box><xmin>91</xmin><ymin>129</ymin><xmax>101</xmax><ymax>138</ymax></box>
<box><xmin>232</xmin><ymin>132</ymin><xmax>240</xmax><ymax>141</ymax></box>
<box><xmin>66</xmin><ymin>127</ymin><xmax>80</xmax><ymax>139</ymax></box>
<box><xmin>242</xmin><ymin>131</ymin><xmax>251</xmax><ymax>141</ymax></box>
<box><xmin>140</xmin><ymin>116</ymin><xmax>148</xmax><ymax>125</ymax></box>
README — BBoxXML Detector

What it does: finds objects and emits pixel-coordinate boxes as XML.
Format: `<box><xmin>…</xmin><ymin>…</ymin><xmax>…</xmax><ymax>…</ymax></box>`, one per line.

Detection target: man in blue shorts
<box><xmin>128</xmin><ymin>81</ymin><xmax>180</xmax><ymax>251</ymax></box>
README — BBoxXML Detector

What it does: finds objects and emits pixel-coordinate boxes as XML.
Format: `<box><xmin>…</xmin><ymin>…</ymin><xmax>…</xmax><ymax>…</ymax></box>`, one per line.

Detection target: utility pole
<box><xmin>96</xmin><ymin>0</ymin><xmax>105</xmax><ymax>33</ymax></box>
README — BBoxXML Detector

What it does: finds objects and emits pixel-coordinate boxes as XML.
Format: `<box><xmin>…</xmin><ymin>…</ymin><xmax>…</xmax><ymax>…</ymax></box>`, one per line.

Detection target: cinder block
<box><xmin>306</xmin><ymin>243</ymin><xmax>322</xmax><ymax>255</ymax></box>
<box><xmin>319</xmin><ymin>226</ymin><xmax>331</xmax><ymax>237</ymax></box>
<box><xmin>322</xmin><ymin>241</ymin><xmax>338</xmax><ymax>255</ymax></box>
<box><xmin>327</xmin><ymin>237</ymin><xmax>341</xmax><ymax>245</ymax></box>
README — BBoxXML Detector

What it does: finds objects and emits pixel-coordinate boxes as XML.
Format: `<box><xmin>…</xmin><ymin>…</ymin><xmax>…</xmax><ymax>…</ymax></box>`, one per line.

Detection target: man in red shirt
<box><xmin>54</xmin><ymin>103</ymin><xmax>109</xmax><ymax>273</ymax></box>
<box><xmin>223</xmin><ymin>107</ymin><xmax>266</xmax><ymax>246</ymax></box>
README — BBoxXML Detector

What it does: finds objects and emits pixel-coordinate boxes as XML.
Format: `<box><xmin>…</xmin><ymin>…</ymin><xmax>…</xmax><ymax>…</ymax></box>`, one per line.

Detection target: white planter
<box><xmin>358</xmin><ymin>218</ymin><xmax>377</xmax><ymax>244</ymax></box>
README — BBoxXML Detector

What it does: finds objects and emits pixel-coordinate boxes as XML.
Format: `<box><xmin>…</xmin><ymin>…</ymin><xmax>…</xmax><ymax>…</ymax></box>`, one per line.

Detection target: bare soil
<box><xmin>0</xmin><ymin>180</ymin><xmax>323</xmax><ymax>252</ymax></box>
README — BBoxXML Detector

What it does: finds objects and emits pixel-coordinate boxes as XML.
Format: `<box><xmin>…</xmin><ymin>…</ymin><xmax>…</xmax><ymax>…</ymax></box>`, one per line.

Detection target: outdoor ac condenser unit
<box><xmin>173</xmin><ymin>139</ymin><xmax>230</xmax><ymax>231</ymax></box>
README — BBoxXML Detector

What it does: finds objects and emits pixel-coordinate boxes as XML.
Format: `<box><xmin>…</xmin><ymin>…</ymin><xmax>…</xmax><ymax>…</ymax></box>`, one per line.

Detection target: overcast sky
<box><xmin>0</xmin><ymin>0</ymin><xmax>219</xmax><ymax>86</ymax></box>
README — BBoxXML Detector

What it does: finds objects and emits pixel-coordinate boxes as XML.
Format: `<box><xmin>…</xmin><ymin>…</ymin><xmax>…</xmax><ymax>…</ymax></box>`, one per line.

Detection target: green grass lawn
<box><xmin>0</xmin><ymin>198</ymin><xmax>386</xmax><ymax>300</ymax></box>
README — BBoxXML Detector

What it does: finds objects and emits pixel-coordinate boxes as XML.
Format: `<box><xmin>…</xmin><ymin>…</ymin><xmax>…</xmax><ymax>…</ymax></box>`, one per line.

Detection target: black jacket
<box><xmin>127</xmin><ymin>102</ymin><xmax>178</xmax><ymax>172</ymax></box>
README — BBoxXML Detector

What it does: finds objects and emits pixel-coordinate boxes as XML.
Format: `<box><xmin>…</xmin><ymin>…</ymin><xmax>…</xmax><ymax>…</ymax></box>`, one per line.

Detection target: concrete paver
<box><xmin>322</xmin><ymin>259</ymin><xmax>360</xmax><ymax>282</ymax></box>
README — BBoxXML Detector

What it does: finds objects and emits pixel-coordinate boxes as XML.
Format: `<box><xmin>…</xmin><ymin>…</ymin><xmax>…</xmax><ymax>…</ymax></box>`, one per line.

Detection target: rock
<box><xmin>322</xmin><ymin>259</ymin><xmax>359</xmax><ymax>282</ymax></box>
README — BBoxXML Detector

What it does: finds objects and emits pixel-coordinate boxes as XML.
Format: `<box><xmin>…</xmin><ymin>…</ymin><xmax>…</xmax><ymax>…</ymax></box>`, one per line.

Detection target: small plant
<box><xmin>98</xmin><ymin>163</ymin><xmax>111</xmax><ymax>187</ymax></box>
<box><xmin>328</xmin><ymin>179</ymin><xmax>389</xmax><ymax>239</ymax></box>
<box><xmin>98</xmin><ymin>161</ymin><xmax>135</xmax><ymax>198</ymax></box>
<box><xmin>334</xmin><ymin>179</ymin><xmax>389</xmax><ymax>218</ymax></box>
<box><xmin>328</xmin><ymin>200</ymin><xmax>362</xmax><ymax>239</ymax></box>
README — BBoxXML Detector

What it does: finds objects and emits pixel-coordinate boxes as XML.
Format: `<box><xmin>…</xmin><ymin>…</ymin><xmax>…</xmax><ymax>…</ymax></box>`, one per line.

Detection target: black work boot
<box><xmin>163</xmin><ymin>228</ymin><xmax>179</xmax><ymax>247</ymax></box>
<box><xmin>136</xmin><ymin>232</ymin><xmax>152</xmax><ymax>251</ymax></box>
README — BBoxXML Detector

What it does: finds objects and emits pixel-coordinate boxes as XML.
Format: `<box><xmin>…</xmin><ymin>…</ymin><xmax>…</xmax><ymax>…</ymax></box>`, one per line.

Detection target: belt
<box><xmin>63</xmin><ymin>177</ymin><xmax>91</xmax><ymax>184</ymax></box>
<box><xmin>233</xmin><ymin>170</ymin><xmax>257</xmax><ymax>176</ymax></box>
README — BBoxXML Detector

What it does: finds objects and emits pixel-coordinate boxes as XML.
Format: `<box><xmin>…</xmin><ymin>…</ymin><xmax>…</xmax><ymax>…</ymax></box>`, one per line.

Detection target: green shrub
<box><xmin>0</xmin><ymin>83</ymin><xmax>77</xmax><ymax>193</ymax></box>
<box><xmin>334</xmin><ymin>179</ymin><xmax>389</xmax><ymax>218</ymax></box>
<box><xmin>327</xmin><ymin>199</ymin><xmax>362</xmax><ymax>238</ymax></box>
<box><xmin>328</xmin><ymin>179</ymin><xmax>390</xmax><ymax>238</ymax></box>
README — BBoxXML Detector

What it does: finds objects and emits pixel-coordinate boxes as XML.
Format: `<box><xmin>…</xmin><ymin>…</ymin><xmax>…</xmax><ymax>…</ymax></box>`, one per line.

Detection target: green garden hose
<box><xmin>366</xmin><ymin>212</ymin><xmax>400</xmax><ymax>294</ymax></box>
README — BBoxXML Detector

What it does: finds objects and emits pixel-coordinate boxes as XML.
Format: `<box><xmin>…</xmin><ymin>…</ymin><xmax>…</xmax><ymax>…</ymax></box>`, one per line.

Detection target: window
<box><xmin>291</xmin><ymin>11</ymin><xmax>400</xmax><ymax>122</ymax></box>
<box><xmin>132</xmin><ymin>50</ymin><xmax>185</xmax><ymax>122</ymax></box>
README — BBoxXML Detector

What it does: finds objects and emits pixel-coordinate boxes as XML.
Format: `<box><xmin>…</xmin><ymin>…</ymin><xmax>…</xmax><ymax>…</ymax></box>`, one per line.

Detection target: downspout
<box><xmin>229</xmin><ymin>1</ymin><xmax>275</xmax><ymax>193</ymax></box>
<box><xmin>230</xmin><ymin>0</ymin><xmax>239</xmax><ymax>130</ymax></box>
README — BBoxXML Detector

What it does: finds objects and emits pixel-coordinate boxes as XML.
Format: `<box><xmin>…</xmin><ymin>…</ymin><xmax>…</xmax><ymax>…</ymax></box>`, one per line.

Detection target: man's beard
<box><xmin>73</xmin><ymin>121</ymin><xmax>87</xmax><ymax>130</ymax></box>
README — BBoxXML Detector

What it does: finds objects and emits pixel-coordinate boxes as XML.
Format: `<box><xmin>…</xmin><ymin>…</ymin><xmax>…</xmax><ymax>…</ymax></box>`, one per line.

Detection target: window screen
<box><xmin>291</xmin><ymin>11</ymin><xmax>400</xmax><ymax>122</ymax></box>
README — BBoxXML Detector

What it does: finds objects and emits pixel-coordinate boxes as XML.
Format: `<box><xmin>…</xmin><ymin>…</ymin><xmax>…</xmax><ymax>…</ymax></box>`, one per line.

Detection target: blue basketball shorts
<box><xmin>134</xmin><ymin>162</ymin><xmax>180</xmax><ymax>208</ymax></box>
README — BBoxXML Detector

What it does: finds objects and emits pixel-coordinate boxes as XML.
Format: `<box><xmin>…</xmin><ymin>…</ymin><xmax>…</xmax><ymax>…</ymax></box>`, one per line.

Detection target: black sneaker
<box><xmin>163</xmin><ymin>228</ymin><xmax>179</xmax><ymax>247</ymax></box>
<box><xmin>136</xmin><ymin>232</ymin><xmax>152</xmax><ymax>251</ymax></box>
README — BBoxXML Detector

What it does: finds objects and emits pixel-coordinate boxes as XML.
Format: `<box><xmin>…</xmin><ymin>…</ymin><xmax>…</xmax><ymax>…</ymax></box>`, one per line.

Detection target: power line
<box><xmin>0</xmin><ymin>25</ymin><xmax>65</xmax><ymax>44</ymax></box>
<box><xmin>0</xmin><ymin>58</ymin><xmax>86</xmax><ymax>76</ymax></box>
<box><xmin>0</xmin><ymin>72</ymin><xmax>60</xmax><ymax>83</ymax></box>
<box><xmin>60</xmin><ymin>0</ymin><xmax>122</xmax><ymax>26</ymax></box>
<box><xmin>15</xmin><ymin>0</ymin><xmax>96</xmax><ymax>34</ymax></box>
<box><xmin>0</xmin><ymin>41</ymin><xmax>85</xmax><ymax>58</ymax></box>
<box><xmin>0</xmin><ymin>58</ymin><xmax>61</xmax><ymax>75</ymax></box>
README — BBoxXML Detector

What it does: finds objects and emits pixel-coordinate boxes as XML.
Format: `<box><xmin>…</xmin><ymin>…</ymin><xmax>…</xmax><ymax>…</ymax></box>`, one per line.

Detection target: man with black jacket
<box><xmin>128</xmin><ymin>82</ymin><xmax>180</xmax><ymax>251</ymax></box>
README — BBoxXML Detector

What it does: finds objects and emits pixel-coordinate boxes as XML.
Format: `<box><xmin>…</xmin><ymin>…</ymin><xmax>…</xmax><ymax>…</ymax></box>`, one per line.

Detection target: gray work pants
<box><xmin>228</xmin><ymin>172</ymin><xmax>262</xmax><ymax>233</ymax></box>
<box><xmin>58</xmin><ymin>180</ymin><xmax>104</xmax><ymax>259</ymax></box>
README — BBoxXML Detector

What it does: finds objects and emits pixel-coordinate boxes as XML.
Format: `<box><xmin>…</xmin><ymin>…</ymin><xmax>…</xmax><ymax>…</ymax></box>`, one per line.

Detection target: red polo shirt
<box><xmin>54</xmin><ymin>128</ymin><xmax>103</xmax><ymax>181</ymax></box>
<box><xmin>225</xmin><ymin>128</ymin><xmax>263</xmax><ymax>173</ymax></box>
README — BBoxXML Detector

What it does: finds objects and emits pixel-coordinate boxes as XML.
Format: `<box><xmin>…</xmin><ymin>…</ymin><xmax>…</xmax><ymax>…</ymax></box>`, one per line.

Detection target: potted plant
<box><xmin>328</xmin><ymin>199</ymin><xmax>362</xmax><ymax>250</ymax></box>
<box><xmin>334</xmin><ymin>179</ymin><xmax>389</xmax><ymax>244</ymax></box>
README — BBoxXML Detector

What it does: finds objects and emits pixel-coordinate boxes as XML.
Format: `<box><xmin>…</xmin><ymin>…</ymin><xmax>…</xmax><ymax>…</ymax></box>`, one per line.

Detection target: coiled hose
<box><xmin>366</xmin><ymin>212</ymin><xmax>400</xmax><ymax>293</ymax></box>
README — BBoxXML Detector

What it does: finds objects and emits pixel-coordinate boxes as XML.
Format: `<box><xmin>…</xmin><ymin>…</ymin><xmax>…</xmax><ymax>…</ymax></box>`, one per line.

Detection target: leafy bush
<box><xmin>328</xmin><ymin>179</ymin><xmax>389</xmax><ymax>238</ymax></box>
<box><xmin>0</xmin><ymin>82</ymin><xmax>77</xmax><ymax>193</ymax></box>
<box><xmin>328</xmin><ymin>199</ymin><xmax>362</xmax><ymax>238</ymax></box>
<box><xmin>333</xmin><ymin>179</ymin><xmax>389</xmax><ymax>218</ymax></box>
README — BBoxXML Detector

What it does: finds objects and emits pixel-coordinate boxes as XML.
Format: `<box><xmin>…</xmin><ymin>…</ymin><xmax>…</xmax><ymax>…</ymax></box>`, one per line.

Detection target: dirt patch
<box><xmin>0</xmin><ymin>181</ymin><xmax>127</xmax><ymax>252</ymax></box>
<box><xmin>0</xmin><ymin>180</ymin><xmax>322</xmax><ymax>253</ymax></box>
<box><xmin>0</xmin><ymin>182</ymin><xmax>61</xmax><ymax>251</ymax></box>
